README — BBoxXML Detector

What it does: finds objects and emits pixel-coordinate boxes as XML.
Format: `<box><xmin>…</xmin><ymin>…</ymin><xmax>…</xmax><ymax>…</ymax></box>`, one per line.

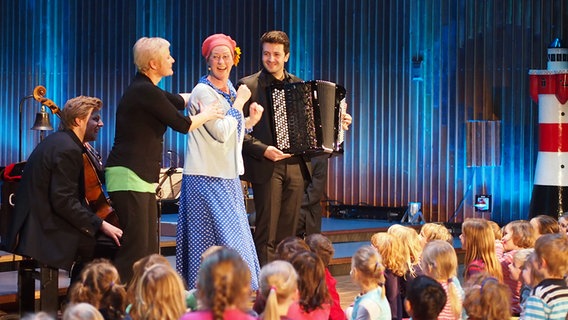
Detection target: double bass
<box><xmin>32</xmin><ymin>86</ymin><xmax>120</xmax><ymax>227</ymax></box>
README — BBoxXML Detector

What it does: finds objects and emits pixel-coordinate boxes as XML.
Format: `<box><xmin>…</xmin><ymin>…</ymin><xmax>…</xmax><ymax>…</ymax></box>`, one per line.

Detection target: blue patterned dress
<box><xmin>176</xmin><ymin>76</ymin><xmax>260</xmax><ymax>290</ymax></box>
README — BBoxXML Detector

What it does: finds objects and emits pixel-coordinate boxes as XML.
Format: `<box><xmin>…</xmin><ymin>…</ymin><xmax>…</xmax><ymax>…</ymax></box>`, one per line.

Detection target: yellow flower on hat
<box><xmin>234</xmin><ymin>46</ymin><xmax>241</xmax><ymax>66</ymax></box>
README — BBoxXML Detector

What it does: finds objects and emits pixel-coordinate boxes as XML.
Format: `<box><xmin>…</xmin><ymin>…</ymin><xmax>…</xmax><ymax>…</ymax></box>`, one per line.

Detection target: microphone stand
<box><xmin>155</xmin><ymin>149</ymin><xmax>178</xmax><ymax>254</ymax></box>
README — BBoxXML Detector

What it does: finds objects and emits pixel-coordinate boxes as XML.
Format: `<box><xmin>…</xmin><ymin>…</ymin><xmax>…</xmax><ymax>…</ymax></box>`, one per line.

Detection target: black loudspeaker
<box><xmin>156</xmin><ymin>168</ymin><xmax>182</xmax><ymax>214</ymax></box>
<box><xmin>327</xmin><ymin>202</ymin><xmax>407</xmax><ymax>221</ymax></box>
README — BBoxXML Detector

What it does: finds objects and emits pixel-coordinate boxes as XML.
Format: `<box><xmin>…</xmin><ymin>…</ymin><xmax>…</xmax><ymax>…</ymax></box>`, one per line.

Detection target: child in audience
<box><xmin>305</xmin><ymin>233</ymin><xmax>346</xmax><ymax>320</ymax></box>
<box><xmin>558</xmin><ymin>214</ymin><xmax>568</xmax><ymax>235</ymax></box>
<box><xmin>388</xmin><ymin>224</ymin><xmax>422</xmax><ymax>276</ymax></box>
<box><xmin>345</xmin><ymin>245</ymin><xmax>391</xmax><ymax>320</ymax></box>
<box><xmin>129</xmin><ymin>264</ymin><xmax>187</xmax><ymax>320</ymax></box>
<box><xmin>388</xmin><ymin>224</ymin><xmax>423</xmax><ymax>318</ymax></box>
<box><xmin>419</xmin><ymin>223</ymin><xmax>453</xmax><ymax>246</ymax></box>
<box><xmin>460</xmin><ymin>218</ymin><xmax>503</xmax><ymax>282</ymax></box>
<box><xmin>463</xmin><ymin>273</ymin><xmax>511</xmax><ymax>320</ymax></box>
<box><xmin>258</xmin><ymin>260</ymin><xmax>299</xmax><ymax>320</ymax></box>
<box><xmin>181</xmin><ymin>247</ymin><xmax>256</xmax><ymax>320</ymax></box>
<box><xmin>68</xmin><ymin>259</ymin><xmax>126</xmax><ymax>320</ymax></box>
<box><xmin>487</xmin><ymin>220</ymin><xmax>504</xmax><ymax>258</ymax></box>
<box><xmin>288</xmin><ymin>250</ymin><xmax>331</xmax><ymax>319</ymax></box>
<box><xmin>276</xmin><ymin>236</ymin><xmax>310</xmax><ymax>261</ymax></box>
<box><xmin>508</xmin><ymin>248</ymin><xmax>534</xmax><ymax>308</ymax></box>
<box><xmin>499</xmin><ymin>220</ymin><xmax>535</xmax><ymax>315</ymax></box>
<box><xmin>63</xmin><ymin>303</ymin><xmax>104</xmax><ymax>320</ymax></box>
<box><xmin>253</xmin><ymin>237</ymin><xmax>309</xmax><ymax>314</ymax></box>
<box><xmin>420</xmin><ymin>240</ymin><xmax>463</xmax><ymax>320</ymax></box>
<box><xmin>530</xmin><ymin>215</ymin><xmax>560</xmax><ymax>239</ymax></box>
<box><xmin>522</xmin><ymin>233</ymin><xmax>568</xmax><ymax>319</ymax></box>
<box><xmin>126</xmin><ymin>253</ymin><xmax>171</xmax><ymax>308</ymax></box>
<box><xmin>404</xmin><ymin>275</ymin><xmax>447</xmax><ymax>320</ymax></box>
<box><xmin>522</xmin><ymin>251</ymin><xmax>544</xmax><ymax>291</ymax></box>
<box><xmin>186</xmin><ymin>245</ymin><xmax>224</xmax><ymax>311</ymax></box>
<box><xmin>371</xmin><ymin>232</ymin><xmax>408</xmax><ymax>320</ymax></box>
<box><xmin>22</xmin><ymin>312</ymin><xmax>56</xmax><ymax>320</ymax></box>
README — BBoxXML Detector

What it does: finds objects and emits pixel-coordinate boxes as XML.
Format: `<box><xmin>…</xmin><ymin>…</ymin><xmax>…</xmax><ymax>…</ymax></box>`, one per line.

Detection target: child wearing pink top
<box><xmin>420</xmin><ymin>240</ymin><xmax>463</xmax><ymax>320</ymax></box>
<box><xmin>499</xmin><ymin>220</ymin><xmax>534</xmax><ymax>315</ymax></box>
<box><xmin>306</xmin><ymin>233</ymin><xmax>346</xmax><ymax>320</ymax></box>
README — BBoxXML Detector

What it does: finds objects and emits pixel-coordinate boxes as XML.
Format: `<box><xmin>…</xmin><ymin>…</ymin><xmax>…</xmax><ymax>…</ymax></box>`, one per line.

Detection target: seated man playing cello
<box><xmin>5</xmin><ymin>96</ymin><xmax>122</xmax><ymax>284</ymax></box>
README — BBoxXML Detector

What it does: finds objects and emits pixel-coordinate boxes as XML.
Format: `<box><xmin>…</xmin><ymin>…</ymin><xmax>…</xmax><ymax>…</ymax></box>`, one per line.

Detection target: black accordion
<box><xmin>269</xmin><ymin>80</ymin><xmax>347</xmax><ymax>156</ymax></box>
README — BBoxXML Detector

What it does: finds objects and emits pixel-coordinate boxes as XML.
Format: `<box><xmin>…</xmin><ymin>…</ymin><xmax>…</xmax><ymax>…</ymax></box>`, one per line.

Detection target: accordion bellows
<box><xmin>269</xmin><ymin>80</ymin><xmax>347</xmax><ymax>156</ymax></box>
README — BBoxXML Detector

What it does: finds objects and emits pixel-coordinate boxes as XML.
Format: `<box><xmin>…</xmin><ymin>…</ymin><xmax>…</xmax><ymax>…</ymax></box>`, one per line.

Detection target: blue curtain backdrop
<box><xmin>1</xmin><ymin>0</ymin><xmax>567</xmax><ymax>224</ymax></box>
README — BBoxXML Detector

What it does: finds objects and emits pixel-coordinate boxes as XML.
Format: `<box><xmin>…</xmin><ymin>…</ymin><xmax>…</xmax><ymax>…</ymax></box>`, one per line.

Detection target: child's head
<box><xmin>127</xmin><ymin>253</ymin><xmax>171</xmax><ymax>304</ymax></box>
<box><xmin>68</xmin><ymin>259</ymin><xmax>126</xmax><ymax>318</ymax></box>
<box><xmin>62</xmin><ymin>303</ymin><xmax>104</xmax><ymax>320</ymax></box>
<box><xmin>404</xmin><ymin>275</ymin><xmax>447</xmax><ymax>320</ymax></box>
<box><xmin>201</xmin><ymin>245</ymin><xmax>224</xmax><ymax>261</ymax></box>
<box><xmin>259</xmin><ymin>260</ymin><xmax>299</xmax><ymax>319</ymax></box>
<box><xmin>461</xmin><ymin>218</ymin><xmax>503</xmax><ymax>281</ymax></box>
<box><xmin>388</xmin><ymin>224</ymin><xmax>423</xmax><ymax>268</ymax></box>
<box><xmin>197</xmin><ymin>248</ymin><xmax>252</xmax><ymax>317</ymax></box>
<box><xmin>22</xmin><ymin>312</ymin><xmax>55</xmax><ymax>320</ymax></box>
<box><xmin>508</xmin><ymin>248</ymin><xmax>533</xmax><ymax>282</ymax></box>
<box><xmin>350</xmin><ymin>245</ymin><xmax>386</xmax><ymax>288</ymax></box>
<box><xmin>289</xmin><ymin>250</ymin><xmax>330</xmax><ymax>313</ymax></box>
<box><xmin>420</xmin><ymin>240</ymin><xmax>461</xmax><ymax>318</ymax></box>
<box><xmin>533</xmin><ymin>233</ymin><xmax>568</xmax><ymax>279</ymax></box>
<box><xmin>371</xmin><ymin>232</ymin><xmax>408</xmax><ymax>277</ymax></box>
<box><xmin>487</xmin><ymin>220</ymin><xmax>502</xmax><ymax>241</ymax></box>
<box><xmin>305</xmin><ymin>233</ymin><xmax>335</xmax><ymax>267</ymax></box>
<box><xmin>530</xmin><ymin>215</ymin><xmax>560</xmax><ymax>238</ymax></box>
<box><xmin>276</xmin><ymin>236</ymin><xmax>310</xmax><ymax>261</ymax></box>
<box><xmin>132</xmin><ymin>264</ymin><xmax>187</xmax><ymax>320</ymax></box>
<box><xmin>419</xmin><ymin>223</ymin><xmax>453</xmax><ymax>246</ymax></box>
<box><xmin>559</xmin><ymin>214</ymin><xmax>568</xmax><ymax>235</ymax></box>
<box><xmin>502</xmin><ymin>220</ymin><xmax>535</xmax><ymax>252</ymax></box>
<box><xmin>463</xmin><ymin>273</ymin><xmax>511</xmax><ymax>320</ymax></box>
<box><xmin>420</xmin><ymin>240</ymin><xmax>458</xmax><ymax>281</ymax></box>
<box><xmin>523</xmin><ymin>251</ymin><xmax>544</xmax><ymax>287</ymax></box>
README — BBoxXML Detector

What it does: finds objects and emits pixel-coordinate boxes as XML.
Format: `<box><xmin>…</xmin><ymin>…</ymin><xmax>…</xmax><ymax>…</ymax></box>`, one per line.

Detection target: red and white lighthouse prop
<box><xmin>529</xmin><ymin>39</ymin><xmax>568</xmax><ymax>218</ymax></box>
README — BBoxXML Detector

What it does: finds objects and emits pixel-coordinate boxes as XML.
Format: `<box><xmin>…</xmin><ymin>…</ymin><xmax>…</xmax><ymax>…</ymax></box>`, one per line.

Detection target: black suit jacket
<box><xmin>6</xmin><ymin>130</ymin><xmax>102</xmax><ymax>270</ymax></box>
<box><xmin>238</xmin><ymin>69</ymin><xmax>303</xmax><ymax>184</ymax></box>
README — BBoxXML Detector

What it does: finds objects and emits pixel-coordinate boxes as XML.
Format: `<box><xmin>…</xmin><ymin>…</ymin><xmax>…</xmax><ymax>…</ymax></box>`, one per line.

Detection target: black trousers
<box><xmin>108</xmin><ymin>190</ymin><xmax>159</xmax><ymax>284</ymax></box>
<box><xmin>252</xmin><ymin>161</ymin><xmax>305</xmax><ymax>265</ymax></box>
<box><xmin>297</xmin><ymin>155</ymin><xmax>329</xmax><ymax>237</ymax></box>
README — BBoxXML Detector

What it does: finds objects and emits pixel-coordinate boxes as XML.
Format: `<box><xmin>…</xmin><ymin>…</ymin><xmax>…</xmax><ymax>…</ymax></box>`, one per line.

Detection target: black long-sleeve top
<box><xmin>106</xmin><ymin>73</ymin><xmax>191</xmax><ymax>183</ymax></box>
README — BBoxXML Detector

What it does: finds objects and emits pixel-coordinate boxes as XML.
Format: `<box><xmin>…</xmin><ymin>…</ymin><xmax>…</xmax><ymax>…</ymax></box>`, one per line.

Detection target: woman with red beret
<box><xmin>176</xmin><ymin>34</ymin><xmax>264</xmax><ymax>291</ymax></box>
